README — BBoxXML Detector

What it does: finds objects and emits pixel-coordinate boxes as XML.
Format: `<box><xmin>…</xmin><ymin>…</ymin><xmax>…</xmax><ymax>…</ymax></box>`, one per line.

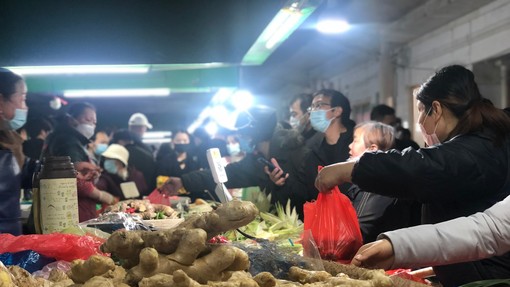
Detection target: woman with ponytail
<box><xmin>315</xmin><ymin>65</ymin><xmax>510</xmax><ymax>286</ymax></box>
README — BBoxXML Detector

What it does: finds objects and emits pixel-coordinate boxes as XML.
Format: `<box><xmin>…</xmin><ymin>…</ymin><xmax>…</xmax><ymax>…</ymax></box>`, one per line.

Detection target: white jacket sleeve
<box><xmin>380</xmin><ymin>195</ymin><xmax>510</xmax><ymax>269</ymax></box>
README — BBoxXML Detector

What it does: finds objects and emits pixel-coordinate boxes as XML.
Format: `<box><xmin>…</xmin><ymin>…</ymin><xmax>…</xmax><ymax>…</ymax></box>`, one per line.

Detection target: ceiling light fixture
<box><xmin>316</xmin><ymin>19</ymin><xmax>351</xmax><ymax>34</ymax></box>
<box><xmin>63</xmin><ymin>88</ymin><xmax>170</xmax><ymax>98</ymax></box>
<box><xmin>7</xmin><ymin>64</ymin><xmax>149</xmax><ymax>75</ymax></box>
<box><xmin>242</xmin><ymin>0</ymin><xmax>321</xmax><ymax>65</ymax></box>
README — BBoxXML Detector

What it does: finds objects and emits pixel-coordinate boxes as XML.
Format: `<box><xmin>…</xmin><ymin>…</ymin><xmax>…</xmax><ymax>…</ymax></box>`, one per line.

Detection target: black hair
<box><xmin>25</xmin><ymin>118</ymin><xmax>53</xmax><ymax>139</ymax></box>
<box><xmin>416</xmin><ymin>65</ymin><xmax>510</xmax><ymax>144</ymax></box>
<box><xmin>312</xmin><ymin>89</ymin><xmax>353</xmax><ymax>126</ymax></box>
<box><xmin>289</xmin><ymin>93</ymin><xmax>313</xmax><ymax>114</ymax></box>
<box><xmin>110</xmin><ymin>129</ymin><xmax>133</xmax><ymax>144</ymax></box>
<box><xmin>192</xmin><ymin>127</ymin><xmax>210</xmax><ymax>142</ymax></box>
<box><xmin>235</xmin><ymin>105</ymin><xmax>277</xmax><ymax>143</ymax></box>
<box><xmin>0</xmin><ymin>68</ymin><xmax>23</xmax><ymax>101</ymax></box>
<box><xmin>370</xmin><ymin>104</ymin><xmax>395</xmax><ymax>121</ymax></box>
<box><xmin>66</xmin><ymin>102</ymin><xmax>96</xmax><ymax>119</ymax></box>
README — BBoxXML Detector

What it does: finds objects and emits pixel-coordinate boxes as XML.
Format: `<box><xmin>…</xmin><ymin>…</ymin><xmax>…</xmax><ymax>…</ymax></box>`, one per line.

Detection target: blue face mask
<box><xmin>8</xmin><ymin>109</ymin><xmax>28</xmax><ymax>130</ymax></box>
<box><xmin>310</xmin><ymin>109</ymin><xmax>333</xmax><ymax>133</ymax></box>
<box><xmin>95</xmin><ymin>143</ymin><xmax>108</xmax><ymax>156</ymax></box>
<box><xmin>238</xmin><ymin>137</ymin><xmax>254</xmax><ymax>154</ymax></box>
<box><xmin>227</xmin><ymin>143</ymin><xmax>241</xmax><ymax>156</ymax></box>
<box><xmin>103</xmin><ymin>159</ymin><xmax>118</xmax><ymax>174</ymax></box>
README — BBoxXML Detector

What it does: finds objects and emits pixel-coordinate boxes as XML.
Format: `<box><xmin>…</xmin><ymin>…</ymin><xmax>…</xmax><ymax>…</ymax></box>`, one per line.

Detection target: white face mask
<box><xmin>419</xmin><ymin>107</ymin><xmax>441</xmax><ymax>147</ymax></box>
<box><xmin>75</xmin><ymin>123</ymin><xmax>95</xmax><ymax>139</ymax></box>
<box><xmin>289</xmin><ymin>114</ymin><xmax>306</xmax><ymax>133</ymax></box>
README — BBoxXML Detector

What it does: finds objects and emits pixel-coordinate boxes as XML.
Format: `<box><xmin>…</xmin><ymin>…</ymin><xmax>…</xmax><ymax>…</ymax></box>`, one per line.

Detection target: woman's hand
<box><xmin>264</xmin><ymin>158</ymin><xmax>289</xmax><ymax>186</ymax></box>
<box><xmin>315</xmin><ymin>161</ymin><xmax>355</xmax><ymax>192</ymax></box>
<box><xmin>351</xmin><ymin>239</ymin><xmax>395</xmax><ymax>270</ymax></box>
<box><xmin>75</xmin><ymin>161</ymin><xmax>101</xmax><ymax>181</ymax></box>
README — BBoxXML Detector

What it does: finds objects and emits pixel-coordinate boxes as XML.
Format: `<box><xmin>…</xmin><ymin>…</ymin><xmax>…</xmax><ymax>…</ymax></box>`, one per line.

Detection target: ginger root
<box><xmin>68</xmin><ymin>255</ymin><xmax>116</xmax><ymax>283</ymax></box>
<box><xmin>125</xmin><ymin>244</ymin><xmax>250</xmax><ymax>286</ymax></box>
<box><xmin>101</xmin><ymin>200</ymin><xmax>258</xmax><ymax>268</ymax></box>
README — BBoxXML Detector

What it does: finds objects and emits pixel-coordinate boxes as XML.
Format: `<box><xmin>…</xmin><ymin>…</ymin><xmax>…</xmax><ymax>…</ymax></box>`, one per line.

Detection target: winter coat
<box><xmin>42</xmin><ymin>124</ymin><xmax>90</xmax><ymax>163</ymax></box>
<box><xmin>346</xmin><ymin>185</ymin><xmax>415</xmax><ymax>243</ymax></box>
<box><xmin>125</xmin><ymin>143</ymin><xmax>157</xmax><ymax>194</ymax></box>
<box><xmin>0</xmin><ymin>148</ymin><xmax>22</xmax><ymax>235</ymax></box>
<box><xmin>266</xmin><ymin>122</ymin><xmax>354</xmax><ymax>220</ymax></box>
<box><xmin>381</xmin><ymin>194</ymin><xmax>510</xmax><ymax>269</ymax></box>
<box><xmin>181</xmin><ymin>126</ymin><xmax>310</xmax><ymax>204</ymax></box>
<box><xmin>96</xmin><ymin>167</ymin><xmax>148</xmax><ymax>200</ymax></box>
<box><xmin>351</xmin><ymin>130</ymin><xmax>510</xmax><ymax>286</ymax></box>
<box><xmin>157</xmin><ymin>150</ymin><xmax>200</xmax><ymax>178</ymax></box>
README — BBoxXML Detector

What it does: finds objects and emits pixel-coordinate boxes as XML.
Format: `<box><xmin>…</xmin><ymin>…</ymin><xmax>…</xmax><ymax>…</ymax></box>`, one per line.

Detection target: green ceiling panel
<box><xmin>24</xmin><ymin>67</ymin><xmax>239</xmax><ymax>94</ymax></box>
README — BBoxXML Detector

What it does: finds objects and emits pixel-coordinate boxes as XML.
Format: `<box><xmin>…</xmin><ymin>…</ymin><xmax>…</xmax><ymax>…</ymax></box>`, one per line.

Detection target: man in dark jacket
<box><xmin>166</xmin><ymin>105</ymin><xmax>311</xmax><ymax>212</ymax></box>
<box><xmin>268</xmin><ymin>89</ymin><xmax>354</xmax><ymax>219</ymax></box>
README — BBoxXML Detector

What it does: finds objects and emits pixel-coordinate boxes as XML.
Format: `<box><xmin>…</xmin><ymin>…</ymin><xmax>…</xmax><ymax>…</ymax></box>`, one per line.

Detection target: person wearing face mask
<box><xmin>288</xmin><ymin>93</ymin><xmax>323</xmax><ymax>149</ymax></box>
<box><xmin>42</xmin><ymin>102</ymin><xmax>97</xmax><ymax>162</ymax></box>
<box><xmin>96</xmin><ymin>144</ymin><xmax>147</xmax><ymax>201</ymax></box>
<box><xmin>315</xmin><ymin>65</ymin><xmax>510</xmax><ymax>286</ymax></box>
<box><xmin>266</xmin><ymin>89</ymin><xmax>355</xmax><ymax>219</ymax></box>
<box><xmin>162</xmin><ymin>105</ymin><xmax>310</xmax><ymax>206</ymax></box>
<box><xmin>0</xmin><ymin>68</ymin><xmax>28</xmax><ymax>235</ymax></box>
<box><xmin>86</xmin><ymin>130</ymin><xmax>110</xmax><ymax>164</ymax></box>
<box><xmin>40</xmin><ymin>102</ymin><xmax>116</xmax><ymax>222</ymax></box>
<box><xmin>157</xmin><ymin>130</ymin><xmax>200</xmax><ymax>178</ymax></box>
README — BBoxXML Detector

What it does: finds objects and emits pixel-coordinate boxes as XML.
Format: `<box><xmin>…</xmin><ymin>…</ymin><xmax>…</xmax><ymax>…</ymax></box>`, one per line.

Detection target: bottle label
<box><xmin>39</xmin><ymin>178</ymin><xmax>79</xmax><ymax>233</ymax></box>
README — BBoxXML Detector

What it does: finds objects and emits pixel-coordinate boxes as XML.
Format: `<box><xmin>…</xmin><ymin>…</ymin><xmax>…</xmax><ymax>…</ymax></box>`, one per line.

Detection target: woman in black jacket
<box><xmin>315</xmin><ymin>65</ymin><xmax>510</xmax><ymax>286</ymax></box>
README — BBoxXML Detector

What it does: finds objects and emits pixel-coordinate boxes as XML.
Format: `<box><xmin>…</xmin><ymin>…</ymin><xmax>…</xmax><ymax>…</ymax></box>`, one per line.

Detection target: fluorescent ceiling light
<box><xmin>143</xmin><ymin>138</ymin><xmax>172</xmax><ymax>144</ymax></box>
<box><xmin>143</xmin><ymin>131</ymin><xmax>172</xmax><ymax>139</ymax></box>
<box><xmin>64</xmin><ymin>88</ymin><xmax>170</xmax><ymax>98</ymax></box>
<box><xmin>231</xmin><ymin>90</ymin><xmax>253</xmax><ymax>111</ymax></box>
<box><xmin>265</xmin><ymin>10</ymin><xmax>302</xmax><ymax>49</ymax></box>
<box><xmin>7</xmin><ymin>65</ymin><xmax>149</xmax><ymax>75</ymax></box>
<box><xmin>242</xmin><ymin>0</ymin><xmax>320</xmax><ymax>65</ymax></box>
<box><xmin>316</xmin><ymin>20</ymin><xmax>350</xmax><ymax>34</ymax></box>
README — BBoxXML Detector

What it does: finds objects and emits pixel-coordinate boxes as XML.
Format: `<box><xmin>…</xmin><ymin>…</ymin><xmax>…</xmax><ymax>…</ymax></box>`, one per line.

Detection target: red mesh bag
<box><xmin>303</xmin><ymin>167</ymin><xmax>363</xmax><ymax>263</ymax></box>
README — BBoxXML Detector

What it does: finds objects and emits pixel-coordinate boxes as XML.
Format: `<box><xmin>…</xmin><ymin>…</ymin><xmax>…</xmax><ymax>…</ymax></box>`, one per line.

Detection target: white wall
<box><xmin>324</xmin><ymin>0</ymin><xmax>510</xmax><ymax>145</ymax></box>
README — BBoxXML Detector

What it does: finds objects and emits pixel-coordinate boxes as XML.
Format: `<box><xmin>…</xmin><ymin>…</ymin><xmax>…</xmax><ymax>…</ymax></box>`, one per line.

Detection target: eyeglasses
<box><xmin>307</xmin><ymin>102</ymin><xmax>331</xmax><ymax>112</ymax></box>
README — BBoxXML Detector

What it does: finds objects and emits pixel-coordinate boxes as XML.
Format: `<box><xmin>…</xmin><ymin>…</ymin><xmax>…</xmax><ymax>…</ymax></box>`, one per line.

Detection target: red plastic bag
<box><xmin>303</xmin><ymin>167</ymin><xmax>363</xmax><ymax>263</ymax></box>
<box><xmin>147</xmin><ymin>188</ymin><xmax>172</xmax><ymax>206</ymax></box>
<box><xmin>0</xmin><ymin>233</ymin><xmax>106</xmax><ymax>262</ymax></box>
<box><xmin>387</xmin><ymin>269</ymin><xmax>431</xmax><ymax>285</ymax></box>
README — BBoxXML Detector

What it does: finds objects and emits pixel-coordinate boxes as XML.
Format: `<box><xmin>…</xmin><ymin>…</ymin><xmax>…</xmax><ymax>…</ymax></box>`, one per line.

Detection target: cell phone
<box><xmin>257</xmin><ymin>157</ymin><xmax>277</xmax><ymax>172</ymax></box>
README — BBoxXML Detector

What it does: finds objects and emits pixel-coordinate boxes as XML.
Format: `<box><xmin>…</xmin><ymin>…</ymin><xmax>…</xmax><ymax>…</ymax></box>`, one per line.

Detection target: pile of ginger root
<box><xmin>0</xmin><ymin>200</ymin><xmax>428</xmax><ymax>287</ymax></box>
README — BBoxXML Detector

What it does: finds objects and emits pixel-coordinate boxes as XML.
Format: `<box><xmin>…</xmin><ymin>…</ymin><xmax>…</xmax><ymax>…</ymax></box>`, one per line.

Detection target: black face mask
<box><xmin>174</xmin><ymin>143</ymin><xmax>190</xmax><ymax>154</ymax></box>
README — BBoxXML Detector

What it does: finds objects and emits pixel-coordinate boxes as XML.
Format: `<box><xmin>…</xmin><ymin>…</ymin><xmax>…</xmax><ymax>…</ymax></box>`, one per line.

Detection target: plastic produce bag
<box><xmin>303</xmin><ymin>167</ymin><xmax>363</xmax><ymax>263</ymax></box>
<box><xmin>79</xmin><ymin>212</ymin><xmax>155</xmax><ymax>233</ymax></box>
<box><xmin>0</xmin><ymin>250</ymin><xmax>55</xmax><ymax>273</ymax></box>
<box><xmin>0</xmin><ymin>233</ymin><xmax>106</xmax><ymax>262</ymax></box>
<box><xmin>32</xmin><ymin>261</ymin><xmax>71</xmax><ymax>279</ymax></box>
<box><xmin>147</xmin><ymin>188</ymin><xmax>173</xmax><ymax>206</ymax></box>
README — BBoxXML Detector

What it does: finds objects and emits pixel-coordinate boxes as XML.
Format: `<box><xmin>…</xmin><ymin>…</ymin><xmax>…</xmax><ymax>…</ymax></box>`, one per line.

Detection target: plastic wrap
<box><xmin>79</xmin><ymin>212</ymin><xmax>155</xmax><ymax>233</ymax></box>
<box><xmin>232</xmin><ymin>239</ymin><xmax>324</xmax><ymax>280</ymax></box>
<box><xmin>32</xmin><ymin>261</ymin><xmax>71</xmax><ymax>279</ymax></box>
<box><xmin>0</xmin><ymin>250</ymin><xmax>55</xmax><ymax>273</ymax></box>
